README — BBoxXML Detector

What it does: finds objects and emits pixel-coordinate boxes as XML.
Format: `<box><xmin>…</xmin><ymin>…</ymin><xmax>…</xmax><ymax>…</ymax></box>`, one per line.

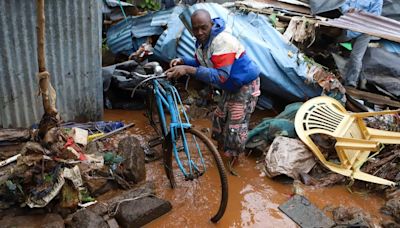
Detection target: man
<box><xmin>165</xmin><ymin>9</ymin><xmax>260</xmax><ymax>173</ymax></box>
<box><xmin>340</xmin><ymin>0</ymin><xmax>383</xmax><ymax>88</ymax></box>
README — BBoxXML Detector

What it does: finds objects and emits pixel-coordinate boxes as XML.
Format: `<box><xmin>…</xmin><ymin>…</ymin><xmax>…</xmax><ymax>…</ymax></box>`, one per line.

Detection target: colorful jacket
<box><xmin>182</xmin><ymin>18</ymin><xmax>260</xmax><ymax>92</ymax></box>
<box><xmin>341</xmin><ymin>0</ymin><xmax>383</xmax><ymax>39</ymax></box>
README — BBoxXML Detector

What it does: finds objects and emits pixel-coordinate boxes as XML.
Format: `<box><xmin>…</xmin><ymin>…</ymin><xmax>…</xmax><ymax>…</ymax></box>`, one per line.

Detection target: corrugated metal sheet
<box><xmin>0</xmin><ymin>0</ymin><xmax>103</xmax><ymax>128</ymax></box>
<box><xmin>107</xmin><ymin>19</ymin><xmax>135</xmax><ymax>55</ymax></box>
<box><xmin>107</xmin><ymin>11</ymin><xmax>166</xmax><ymax>55</ymax></box>
<box><xmin>320</xmin><ymin>12</ymin><xmax>400</xmax><ymax>43</ymax></box>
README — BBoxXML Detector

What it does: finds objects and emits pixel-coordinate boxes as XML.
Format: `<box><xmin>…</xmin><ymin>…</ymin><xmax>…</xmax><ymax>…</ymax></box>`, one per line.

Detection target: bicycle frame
<box><xmin>152</xmin><ymin>79</ymin><xmax>206</xmax><ymax>180</ymax></box>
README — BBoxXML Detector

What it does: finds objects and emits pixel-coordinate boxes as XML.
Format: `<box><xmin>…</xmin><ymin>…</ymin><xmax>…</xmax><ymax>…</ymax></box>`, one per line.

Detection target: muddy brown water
<box><xmin>105</xmin><ymin>109</ymin><xmax>388</xmax><ymax>227</ymax></box>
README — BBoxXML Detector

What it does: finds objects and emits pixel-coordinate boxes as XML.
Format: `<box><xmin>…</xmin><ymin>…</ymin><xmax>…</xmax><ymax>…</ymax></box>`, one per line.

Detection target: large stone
<box><xmin>117</xmin><ymin>136</ymin><xmax>146</xmax><ymax>183</ymax></box>
<box><xmin>69</xmin><ymin>209</ymin><xmax>108</xmax><ymax>228</ymax></box>
<box><xmin>88</xmin><ymin>182</ymin><xmax>155</xmax><ymax>216</ymax></box>
<box><xmin>0</xmin><ymin>213</ymin><xmax>64</xmax><ymax>228</ymax></box>
<box><xmin>114</xmin><ymin>196</ymin><xmax>172</xmax><ymax>228</ymax></box>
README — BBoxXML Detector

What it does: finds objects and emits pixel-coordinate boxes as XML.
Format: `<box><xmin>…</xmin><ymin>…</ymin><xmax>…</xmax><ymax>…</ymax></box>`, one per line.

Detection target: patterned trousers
<box><xmin>211</xmin><ymin>78</ymin><xmax>260</xmax><ymax>157</ymax></box>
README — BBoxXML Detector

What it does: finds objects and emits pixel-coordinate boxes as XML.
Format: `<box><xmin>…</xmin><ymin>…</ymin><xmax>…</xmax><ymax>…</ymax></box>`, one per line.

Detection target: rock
<box><xmin>84</xmin><ymin>177</ymin><xmax>116</xmax><ymax>197</ymax></box>
<box><xmin>117</xmin><ymin>136</ymin><xmax>145</xmax><ymax>183</ymax></box>
<box><xmin>86</xmin><ymin>141</ymin><xmax>105</xmax><ymax>155</ymax></box>
<box><xmin>88</xmin><ymin>182</ymin><xmax>155</xmax><ymax>216</ymax></box>
<box><xmin>69</xmin><ymin>209</ymin><xmax>108</xmax><ymax>228</ymax></box>
<box><xmin>0</xmin><ymin>213</ymin><xmax>64</xmax><ymax>228</ymax></box>
<box><xmin>114</xmin><ymin>196</ymin><xmax>172</xmax><ymax>228</ymax></box>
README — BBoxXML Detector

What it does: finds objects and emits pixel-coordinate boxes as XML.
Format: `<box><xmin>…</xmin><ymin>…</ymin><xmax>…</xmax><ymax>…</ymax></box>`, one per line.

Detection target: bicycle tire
<box><xmin>164</xmin><ymin>127</ymin><xmax>228</xmax><ymax>223</ymax></box>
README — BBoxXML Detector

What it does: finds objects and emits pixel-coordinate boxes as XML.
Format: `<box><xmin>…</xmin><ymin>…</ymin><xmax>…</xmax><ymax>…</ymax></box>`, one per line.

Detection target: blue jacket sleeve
<box><xmin>182</xmin><ymin>57</ymin><xmax>200</xmax><ymax>67</ymax></box>
<box><xmin>195</xmin><ymin>66</ymin><xmax>231</xmax><ymax>89</ymax></box>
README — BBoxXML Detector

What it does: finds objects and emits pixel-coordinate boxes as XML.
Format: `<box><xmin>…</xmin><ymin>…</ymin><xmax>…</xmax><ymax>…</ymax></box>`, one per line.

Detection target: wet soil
<box><xmin>105</xmin><ymin>109</ymin><xmax>388</xmax><ymax>227</ymax></box>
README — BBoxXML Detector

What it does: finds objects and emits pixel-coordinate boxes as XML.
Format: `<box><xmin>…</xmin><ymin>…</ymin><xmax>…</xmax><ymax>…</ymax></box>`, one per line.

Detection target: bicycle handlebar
<box><xmin>130</xmin><ymin>73</ymin><xmax>167</xmax><ymax>98</ymax></box>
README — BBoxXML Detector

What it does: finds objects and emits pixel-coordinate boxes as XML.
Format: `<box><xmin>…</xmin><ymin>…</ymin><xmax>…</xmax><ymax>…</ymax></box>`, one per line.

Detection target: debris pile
<box><xmin>0</xmin><ymin>122</ymin><xmax>146</xmax><ymax>212</ymax></box>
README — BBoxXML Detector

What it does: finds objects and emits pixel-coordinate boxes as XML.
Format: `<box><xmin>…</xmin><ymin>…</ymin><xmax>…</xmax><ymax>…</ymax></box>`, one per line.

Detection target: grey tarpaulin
<box><xmin>333</xmin><ymin>48</ymin><xmax>400</xmax><ymax>98</ymax></box>
<box><xmin>383</xmin><ymin>0</ymin><xmax>400</xmax><ymax>21</ymax></box>
<box><xmin>308</xmin><ymin>0</ymin><xmax>345</xmax><ymax>15</ymax></box>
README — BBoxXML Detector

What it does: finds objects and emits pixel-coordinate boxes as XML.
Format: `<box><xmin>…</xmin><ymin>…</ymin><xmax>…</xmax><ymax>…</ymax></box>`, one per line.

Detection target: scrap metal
<box><xmin>319</xmin><ymin>11</ymin><xmax>400</xmax><ymax>43</ymax></box>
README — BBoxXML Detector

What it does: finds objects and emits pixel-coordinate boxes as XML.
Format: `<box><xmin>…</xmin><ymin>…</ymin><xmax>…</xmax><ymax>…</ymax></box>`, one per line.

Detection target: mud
<box><xmin>105</xmin><ymin>109</ymin><xmax>389</xmax><ymax>227</ymax></box>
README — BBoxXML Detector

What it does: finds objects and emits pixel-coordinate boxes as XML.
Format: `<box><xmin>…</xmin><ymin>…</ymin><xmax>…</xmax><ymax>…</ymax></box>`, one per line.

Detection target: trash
<box><xmin>283</xmin><ymin>17</ymin><xmax>317</xmax><ymax>46</ymax></box>
<box><xmin>84</xmin><ymin>154</ymin><xmax>105</xmax><ymax>170</ymax></box>
<box><xmin>26</xmin><ymin>168</ymin><xmax>65</xmax><ymax>208</ymax></box>
<box><xmin>78</xmin><ymin>201</ymin><xmax>98</xmax><ymax>208</ymax></box>
<box><xmin>63</xmin><ymin>166</ymin><xmax>83</xmax><ymax>188</ymax></box>
<box><xmin>60</xmin><ymin>181</ymin><xmax>80</xmax><ymax>209</ymax></box>
<box><xmin>92</xmin><ymin>123</ymin><xmax>135</xmax><ymax>142</ymax></box>
<box><xmin>264</xmin><ymin>136</ymin><xmax>316</xmax><ymax>179</ymax></box>
<box><xmin>72</xmin><ymin>127</ymin><xmax>89</xmax><ymax>146</ymax></box>
<box><xmin>279</xmin><ymin>195</ymin><xmax>335</xmax><ymax>228</ymax></box>
<box><xmin>0</xmin><ymin>154</ymin><xmax>21</xmax><ymax>167</ymax></box>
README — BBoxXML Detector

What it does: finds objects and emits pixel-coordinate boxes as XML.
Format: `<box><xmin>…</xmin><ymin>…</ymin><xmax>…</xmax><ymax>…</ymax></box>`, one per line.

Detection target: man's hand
<box><xmin>165</xmin><ymin>65</ymin><xmax>196</xmax><ymax>79</ymax></box>
<box><xmin>169</xmin><ymin>58</ymin><xmax>184</xmax><ymax>68</ymax></box>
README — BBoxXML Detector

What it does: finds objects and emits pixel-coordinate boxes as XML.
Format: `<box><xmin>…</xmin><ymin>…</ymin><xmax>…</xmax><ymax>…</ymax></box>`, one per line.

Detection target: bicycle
<box><xmin>130</xmin><ymin>62</ymin><xmax>228</xmax><ymax>223</ymax></box>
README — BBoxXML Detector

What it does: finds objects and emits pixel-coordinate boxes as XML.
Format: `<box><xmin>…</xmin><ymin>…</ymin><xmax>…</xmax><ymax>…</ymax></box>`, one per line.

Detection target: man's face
<box><xmin>191</xmin><ymin>15</ymin><xmax>212</xmax><ymax>45</ymax></box>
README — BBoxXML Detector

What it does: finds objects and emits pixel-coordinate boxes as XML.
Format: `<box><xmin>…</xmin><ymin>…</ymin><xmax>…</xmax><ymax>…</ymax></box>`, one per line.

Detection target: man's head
<box><xmin>191</xmin><ymin>9</ymin><xmax>213</xmax><ymax>45</ymax></box>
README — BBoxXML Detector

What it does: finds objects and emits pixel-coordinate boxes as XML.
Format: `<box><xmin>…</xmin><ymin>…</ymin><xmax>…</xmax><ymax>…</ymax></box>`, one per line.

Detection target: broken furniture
<box><xmin>295</xmin><ymin>96</ymin><xmax>400</xmax><ymax>186</ymax></box>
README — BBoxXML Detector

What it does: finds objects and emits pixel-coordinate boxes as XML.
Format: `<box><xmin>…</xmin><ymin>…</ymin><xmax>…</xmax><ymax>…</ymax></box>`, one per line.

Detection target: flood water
<box><xmin>105</xmin><ymin>109</ymin><xmax>388</xmax><ymax>227</ymax></box>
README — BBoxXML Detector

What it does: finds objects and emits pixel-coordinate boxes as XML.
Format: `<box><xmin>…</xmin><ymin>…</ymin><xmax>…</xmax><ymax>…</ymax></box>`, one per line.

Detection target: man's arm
<box><xmin>182</xmin><ymin>55</ymin><xmax>200</xmax><ymax>67</ymax></box>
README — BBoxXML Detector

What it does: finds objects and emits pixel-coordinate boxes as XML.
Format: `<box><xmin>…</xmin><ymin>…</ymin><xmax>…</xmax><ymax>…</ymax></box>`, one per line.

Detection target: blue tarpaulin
<box><xmin>159</xmin><ymin>3</ymin><xmax>322</xmax><ymax>107</ymax></box>
<box><xmin>107</xmin><ymin>3</ymin><xmax>325</xmax><ymax>109</ymax></box>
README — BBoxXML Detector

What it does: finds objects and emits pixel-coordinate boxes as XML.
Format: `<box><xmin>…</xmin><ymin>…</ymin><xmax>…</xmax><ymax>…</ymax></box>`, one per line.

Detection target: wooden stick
<box><xmin>37</xmin><ymin>0</ymin><xmax>46</xmax><ymax>72</ymax></box>
<box><xmin>36</xmin><ymin>0</ymin><xmax>58</xmax><ymax>116</ymax></box>
<box><xmin>0</xmin><ymin>154</ymin><xmax>21</xmax><ymax>167</ymax></box>
<box><xmin>92</xmin><ymin>123</ymin><xmax>135</xmax><ymax>142</ymax></box>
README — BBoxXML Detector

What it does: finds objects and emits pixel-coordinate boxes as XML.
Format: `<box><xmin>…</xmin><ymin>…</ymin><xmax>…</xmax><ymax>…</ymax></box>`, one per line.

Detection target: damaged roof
<box><xmin>319</xmin><ymin>11</ymin><xmax>400</xmax><ymax>43</ymax></box>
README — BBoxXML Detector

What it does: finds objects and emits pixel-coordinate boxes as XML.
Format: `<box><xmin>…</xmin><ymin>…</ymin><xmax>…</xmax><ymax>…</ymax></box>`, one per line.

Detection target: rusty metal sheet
<box><xmin>0</xmin><ymin>0</ymin><xmax>103</xmax><ymax>128</ymax></box>
<box><xmin>319</xmin><ymin>11</ymin><xmax>400</xmax><ymax>43</ymax></box>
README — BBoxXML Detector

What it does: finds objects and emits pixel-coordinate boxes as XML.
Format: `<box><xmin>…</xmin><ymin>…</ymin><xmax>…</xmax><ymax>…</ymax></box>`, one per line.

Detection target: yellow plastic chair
<box><xmin>295</xmin><ymin>96</ymin><xmax>400</xmax><ymax>186</ymax></box>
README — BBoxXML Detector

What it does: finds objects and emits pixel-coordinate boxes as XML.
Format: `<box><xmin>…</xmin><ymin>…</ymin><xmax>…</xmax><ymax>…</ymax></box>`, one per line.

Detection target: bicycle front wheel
<box><xmin>164</xmin><ymin>127</ymin><xmax>228</xmax><ymax>223</ymax></box>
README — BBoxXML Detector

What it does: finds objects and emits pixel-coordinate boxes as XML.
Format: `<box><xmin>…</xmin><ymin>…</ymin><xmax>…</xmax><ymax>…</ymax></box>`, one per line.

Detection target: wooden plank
<box><xmin>345</xmin><ymin>87</ymin><xmax>400</xmax><ymax>108</ymax></box>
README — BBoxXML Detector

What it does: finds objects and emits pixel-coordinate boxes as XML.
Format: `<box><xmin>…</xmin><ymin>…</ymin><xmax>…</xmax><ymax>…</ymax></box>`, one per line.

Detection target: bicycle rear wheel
<box><xmin>164</xmin><ymin>127</ymin><xmax>228</xmax><ymax>223</ymax></box>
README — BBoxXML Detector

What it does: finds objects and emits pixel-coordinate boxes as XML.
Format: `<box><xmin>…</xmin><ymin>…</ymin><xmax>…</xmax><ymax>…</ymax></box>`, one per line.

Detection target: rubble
<box><xmin>0</xmin><ymin>213</ymin><xmax>65</xmax><ymax>228</ymax></box>
<box><xmin>332</xmin><ymin>206</ymin><xmax>374</xmax><ymax>227</ymax></box>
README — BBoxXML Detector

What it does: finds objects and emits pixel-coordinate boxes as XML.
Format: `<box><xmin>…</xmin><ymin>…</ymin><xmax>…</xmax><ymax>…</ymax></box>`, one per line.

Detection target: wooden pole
<box><xmin>36</xmin><ymin>0</ymin><xmax>59</xmax><ymax>139</ymax></box>
<box><xmin>36</xmin><ymin>0</ymin><xmax>57</xmax><ymax>115</ymax></box>
<box><xmin>37</xmin><ymin>0</ymin><xmax>46</xmax><ymax>72</ymax></box>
